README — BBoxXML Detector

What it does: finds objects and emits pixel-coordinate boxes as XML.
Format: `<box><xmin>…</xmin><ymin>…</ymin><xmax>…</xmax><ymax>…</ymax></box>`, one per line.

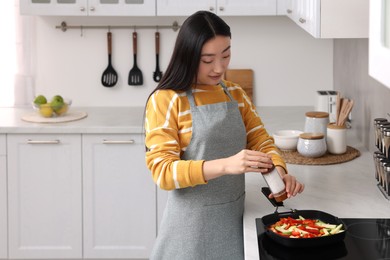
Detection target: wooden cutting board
<box><xmin>224</xmin><ymin>69</ymin><xmax>254</xmax><ymax>102</ymax></box>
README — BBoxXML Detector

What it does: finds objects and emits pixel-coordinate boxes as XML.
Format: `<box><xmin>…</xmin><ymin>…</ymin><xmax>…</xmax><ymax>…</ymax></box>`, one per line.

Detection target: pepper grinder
<box><xmin>262</xmin><ymin>165</ymin><xmax>287</xmax><ymax>202</ymax></box>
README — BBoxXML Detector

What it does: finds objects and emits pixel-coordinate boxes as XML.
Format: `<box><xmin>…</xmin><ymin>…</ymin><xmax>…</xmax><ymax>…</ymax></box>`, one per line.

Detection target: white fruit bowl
<box><xmin>273</xmin><ymin>130</ymin><xmax>303</xmax><ymax>151</ymax></box>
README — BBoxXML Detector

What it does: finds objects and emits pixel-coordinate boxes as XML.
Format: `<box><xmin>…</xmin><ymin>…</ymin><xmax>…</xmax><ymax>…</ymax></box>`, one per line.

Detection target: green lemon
<box><xmin>51</xmin><ymin>95</ymin><xmax>64</xmax><ymax>103</ymax></box>
<box><xmin>34</xmin><ymin>95</ymin><xmax>47</xmax><ymax>105</ymax></box>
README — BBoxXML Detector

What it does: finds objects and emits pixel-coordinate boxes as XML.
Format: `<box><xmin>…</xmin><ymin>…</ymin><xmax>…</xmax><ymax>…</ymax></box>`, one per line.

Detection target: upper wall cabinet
<box><xmin>20</xmin><ymin>0</ymin><xmax>156</xmax><ymax>16</ymax></box>
<box><xmin>157</xmin><ymin>0</ymin><xmax>277</xmax><ymax>16</ymax></box>
<box><xmin>369</xmin><ymin>0</ymin><xmax>390</xmax><ymax>88</ymax></box>
<box><xmin>282</xmin><ymin>0</ymin><xmax>368</xmax><ymax>38</ymax></box>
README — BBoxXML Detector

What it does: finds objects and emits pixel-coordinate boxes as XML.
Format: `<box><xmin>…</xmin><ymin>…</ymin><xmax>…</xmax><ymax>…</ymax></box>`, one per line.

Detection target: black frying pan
<box><xmin>260</xmin><ymin>187</ymin><xmax>346</xmax><ymax>248</ymax></box>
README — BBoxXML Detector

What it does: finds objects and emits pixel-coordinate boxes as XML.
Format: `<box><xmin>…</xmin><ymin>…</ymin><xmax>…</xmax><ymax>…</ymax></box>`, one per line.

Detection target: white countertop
<box><xmin>0</xmin><ymin>106</ymin><xmax>145</xmax><ymax>134</ymax></box>
<box><xmin>243</xmin><ymin>106</ymin><xmax>390</xmax><ymax>260</ymax></box>
<box><xmin>1</xmin><ymin>106</ymin><xmax>389</xmax><ymax>260</ymax></box>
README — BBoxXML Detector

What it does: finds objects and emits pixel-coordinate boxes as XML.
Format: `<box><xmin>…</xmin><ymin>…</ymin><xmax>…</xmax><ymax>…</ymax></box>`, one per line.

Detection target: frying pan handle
<box><xmin>107</xmin><ymin>32</ymin><xmax>112</xmax><ymax>55</ymax></box>
<box><xmin>133</xmin><ymin>32</ymin><xmax>137</xmax><ymax>55</ymax></box>
<box><xmin>262</xmin><ymin>187</ymin><xmax>297</xmax><ymax>214</ymax></box>
<box><xmin>261</xmin><ymin>187</ymin><xmax>284</xmax><ymax>207</ymax></box>
<box><xmin>155</xmin><ymin>32</ymin><xmax>160</xmax><ymax>55</ymax></box>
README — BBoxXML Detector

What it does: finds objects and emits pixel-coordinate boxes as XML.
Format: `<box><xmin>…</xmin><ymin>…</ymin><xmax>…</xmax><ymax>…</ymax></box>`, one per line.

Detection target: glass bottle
<box><xmin>374</xmin><ymin>118</ymin><xmax>388</xmax><ymax>149</ymax></box>
<box><xmin>262</xmin><ymin>165</ymin><xmax>288</xmax><ymax>202</ymax></box>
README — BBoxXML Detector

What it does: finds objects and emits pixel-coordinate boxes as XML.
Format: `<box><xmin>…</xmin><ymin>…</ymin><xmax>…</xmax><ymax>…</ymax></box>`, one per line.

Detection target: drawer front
<box><xmin>0</xmin><ymin>134</ymin><xmax>5</xmax><ymax>155</ymax></box>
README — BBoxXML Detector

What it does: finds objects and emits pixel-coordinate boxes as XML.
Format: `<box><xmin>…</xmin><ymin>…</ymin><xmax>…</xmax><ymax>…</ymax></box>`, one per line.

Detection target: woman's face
<box><xmin>196</xmin><ymin>35</ymin><xmax>231</xmax><ymax>85</ymax></box>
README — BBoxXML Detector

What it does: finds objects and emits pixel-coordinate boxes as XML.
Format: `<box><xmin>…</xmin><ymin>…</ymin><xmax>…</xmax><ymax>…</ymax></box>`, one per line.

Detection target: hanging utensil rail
<box><xmin>55</xmin><ymin>21</ymin><xmax>180</xmax><ymax>32</ymax></box>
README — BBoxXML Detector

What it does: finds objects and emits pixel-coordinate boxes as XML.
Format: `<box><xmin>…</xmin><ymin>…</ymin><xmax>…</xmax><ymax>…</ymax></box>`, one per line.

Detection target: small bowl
<box><xmin>32</xmin><ymin>99</ymin><xmax>72</xmax><ymax>118</ymax></box>
<box><xmin>273</xmin><ymin>130</ymin><xmax>303</xmax><ymax>151</ymax></box>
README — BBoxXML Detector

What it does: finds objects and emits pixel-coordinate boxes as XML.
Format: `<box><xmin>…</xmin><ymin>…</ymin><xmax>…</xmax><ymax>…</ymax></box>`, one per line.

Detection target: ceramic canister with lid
<box><xmin>297</xmin><ymin>133</ymin><xmax>327</xmax><ymax>158</ymax></box>
<box><xmin>304</xmin><ymin>111</ymin><xmax>329</xmax><ymax>136</ymax></box>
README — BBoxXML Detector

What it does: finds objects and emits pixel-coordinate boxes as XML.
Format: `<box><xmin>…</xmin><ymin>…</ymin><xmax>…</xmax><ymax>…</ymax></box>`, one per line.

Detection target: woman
<box><xmin>144</xmin><ymin>11</ymin><xmax>304</xmax><ymax>260</ymax></box>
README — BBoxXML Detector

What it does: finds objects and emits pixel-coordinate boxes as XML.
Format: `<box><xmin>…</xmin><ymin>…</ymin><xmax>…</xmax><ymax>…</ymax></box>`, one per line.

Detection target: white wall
<box><xmin>34</xmin><ymin>15</ymin><xmax>333</xmax><ymax>107</ymax></box>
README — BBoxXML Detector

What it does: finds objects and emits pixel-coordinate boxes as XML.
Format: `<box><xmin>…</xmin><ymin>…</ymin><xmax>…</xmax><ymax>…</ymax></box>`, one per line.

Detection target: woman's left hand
<box><xmin>282</xmin><ymin>174</ymin><xmax>305</xmax><ymax>198</ymax></box>
<box><xmin>268</xmin><ymin>166</ymin><xmax>304</xmax><ymax>199</ymax></box>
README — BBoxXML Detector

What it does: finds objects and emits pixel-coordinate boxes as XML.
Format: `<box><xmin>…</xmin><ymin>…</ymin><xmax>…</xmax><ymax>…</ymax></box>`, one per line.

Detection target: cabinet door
<box><xmin>217</xmin><ymin>0</ymin><xmax>276</xmax><ymax>16</ymax></box>
<box><xmin>291</xmin><ymin>0</ymin><xmax>320</xmax><ymax>38</ymax></box>
<box><xmin>20</xmin><ymin>0</ymin><xmax>89</xmax><ymax>16</ymax></box>
<box><xmin>88</xmin><ymin>0</ymin><xmax>156</xmax><ymax>16</ymax></box>
<box><xmin>83</xmin><ymin>134</ymin><xmax>156</xmax><ymax>259</ymax></box>
<box><xmin>369</xmin><ymin>0</ymin><xmax>390</xmax><ymax>88</ymax></box>
<box><xmin>157</xmin><ymin>0</ymin><xmax>215</xmax><ymax>16</ymax></box>
<box><xmin>0</xmin><ymin>135</ymin><xmax>7</xmax><ymax>259</ymax></box>
<box><xmin>7</xmin><ymin>134</ymin><xmax>82</xmax><ymax>259</ymax></box>
<box><xmin>20</xmin><ymin>0</ymin><xmax>155</xmax><ymax>16</ymax></box>
<box><xmin>157</xmin><ymin>0</ymin><xmax>276</xmax><ymax>16</ymax></box>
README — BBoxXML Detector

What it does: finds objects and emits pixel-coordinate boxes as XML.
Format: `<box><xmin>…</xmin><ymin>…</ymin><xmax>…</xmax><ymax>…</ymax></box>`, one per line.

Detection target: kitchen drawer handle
<box><xmin>286</xmin><ymin>9</ymin><xmax>292</xmax><ymax>14</ymax></box>
<box><xmin>27</xmin><ymin>139</ymin><xmax>60</xmax><ymax>144</ymax></box>
<box><xmin>299</xmin><ymin>18</ymin><xmax>306</xmax><ymax>23</ymax></box>
<box><xmin>102</xmin><ymin>140</ymin><xmax>135</xmax><ymax>144</ymax></box>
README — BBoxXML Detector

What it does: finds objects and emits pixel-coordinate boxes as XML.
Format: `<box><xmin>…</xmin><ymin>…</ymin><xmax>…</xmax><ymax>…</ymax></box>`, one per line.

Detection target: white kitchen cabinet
<box><xmin>82</xmin><ymin>134</ymin><xmax>156</xmax><ymax>259</ymax></box>
<box><xmin>20</xmin><ymin>0</ymin><xmax>155</xmax><ymax>16</ymax></box>
<box><xmin>284</xmin><ymin>0</ymin><xmax>368</xmax><ymax>38</ymax></box>
<box><xmin>0</xmin><ymin>135</ymin><xmax>7</xmax><ymax>259</ymax></box>
<box><xmin>7</xmin><ymin>134</ymin><xmax>82</xmax><ymax>259</ymax></box>
<box><xmin>157</xmin><ymin>0</ymin><xmax>276</xmax><ymax>16</ymax></box>
<box><xmin>369</xmin><ymin>0</ymin><xmax>390</xmax><ymax>89</ymax></box>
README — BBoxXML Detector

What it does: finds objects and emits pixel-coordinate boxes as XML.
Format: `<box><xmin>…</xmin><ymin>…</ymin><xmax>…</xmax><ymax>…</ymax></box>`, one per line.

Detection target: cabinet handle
<box><xmin>90</xmin><ymin>6</ymin><xmax>95</xmax><ymax>12</ymax></box>
<box><xmin>209</xmin><ymin>6</ymin><xmax>214</xmax><ymax>11</ymax></box>
<box><xmin>102</xmin><ymin>140</ymin><xmax>135</xmax><ymax>144</ymax></box>
<box><xmin>80</xmin><ymin>6</ymin><xmax>85</xmax><ymax>12</ymax></box>
<box><xmin>27</xmin><ymin>139</ymin><xmax>60</xmax><ymax>144</ymax></box>
<box><xmin>299</xmin><ymin>18</ymin><xmax>306</xmax><ymax>23</ymax></box>
<box><xmin>219</xmin><ymin>6</ymin><xmax>224</xmax><ymax>11</ymax></box>
<box><xmin>287</xmin><ymin>9</ymin><xmax>292</xmax><ymax>14</ymax></box>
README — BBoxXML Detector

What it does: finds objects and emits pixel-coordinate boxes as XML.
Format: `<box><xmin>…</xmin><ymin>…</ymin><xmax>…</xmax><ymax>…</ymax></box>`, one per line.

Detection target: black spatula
<box><xmin>101</xmin><ymin>32</ymin><xmax>118</xmax><ymax>87</ymax></box>
<box><xmin>128</xmin><ymin>32</ymin><xmax>143</xmax><ymax>86</ymax></box>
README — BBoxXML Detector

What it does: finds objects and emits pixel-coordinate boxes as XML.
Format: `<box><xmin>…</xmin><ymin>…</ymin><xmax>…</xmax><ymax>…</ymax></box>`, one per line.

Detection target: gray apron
<box><xmin>150</xmin><ymin>82</ymin><xmax>247</xmax><ymax>260</ymax></box>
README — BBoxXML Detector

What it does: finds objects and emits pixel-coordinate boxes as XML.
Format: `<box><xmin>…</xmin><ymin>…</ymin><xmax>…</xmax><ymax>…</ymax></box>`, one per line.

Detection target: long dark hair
<box><xmin>150</xmin><ymin>10</ymin><xmax>231</xmax><ymax>95</ymax></box>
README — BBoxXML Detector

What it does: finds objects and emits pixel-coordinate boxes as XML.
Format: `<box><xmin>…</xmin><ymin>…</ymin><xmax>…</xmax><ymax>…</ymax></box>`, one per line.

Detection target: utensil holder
<box><xmin>326</xmin><ymin>123</ymin><xmax>347</xmax><ymax>154</ymax></box>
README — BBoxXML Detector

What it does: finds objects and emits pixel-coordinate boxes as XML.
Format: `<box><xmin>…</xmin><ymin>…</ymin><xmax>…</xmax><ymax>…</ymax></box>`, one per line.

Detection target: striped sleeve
<box><xmin>226</xmin><ymin>81</ymin><xmax>288</xmax><ymax>173</ymax></box>
<box><xmin>145</xmin><ymin>90</ymin><xmax>206</xmax><ymax>190</ymax></box>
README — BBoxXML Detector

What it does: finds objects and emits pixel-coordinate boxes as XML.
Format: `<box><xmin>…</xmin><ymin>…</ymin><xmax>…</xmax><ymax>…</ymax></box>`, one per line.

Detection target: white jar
<box><xmin>304</xmin><ymin>111</ymin><xmax>329</xmax><ymax>136</ymax></box>
<box><xmin>326</xmin><ymin>123</ymin><xmax>347</xmax><ymax>154</ymax></box>
<box><xmin>297</xmin><ymin>133</ymin><xmax>327</xmax><ymax>158</ymax></box>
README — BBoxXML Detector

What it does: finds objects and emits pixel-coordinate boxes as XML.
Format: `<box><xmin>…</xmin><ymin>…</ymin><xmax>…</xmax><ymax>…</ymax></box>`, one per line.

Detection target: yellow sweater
<box><xmin>145</xmin><ymin>80</ymin><xmax>286</xmax><ymax>190</ymax></box>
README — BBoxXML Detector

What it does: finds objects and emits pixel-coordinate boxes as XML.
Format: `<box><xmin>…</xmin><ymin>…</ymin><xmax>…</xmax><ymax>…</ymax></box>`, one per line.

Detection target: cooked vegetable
<box><xmin>268</xmin><ymin>216</ymin><xmax>344</xmax><ymax>238</ymax></box>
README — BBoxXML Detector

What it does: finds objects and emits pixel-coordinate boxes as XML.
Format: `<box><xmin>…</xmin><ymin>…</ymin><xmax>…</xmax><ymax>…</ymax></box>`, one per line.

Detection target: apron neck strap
<box><xmin>186</xmin><ymin>81</ymin><xmax>234</xmax><ymax>108</ymax></box>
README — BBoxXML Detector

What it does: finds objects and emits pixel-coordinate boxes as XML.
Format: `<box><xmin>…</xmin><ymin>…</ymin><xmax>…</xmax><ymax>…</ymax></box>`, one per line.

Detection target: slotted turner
<box><xmin>128</xmin><ymin>32</ymin><xmax>143</xmax><ymax>86</ymax></box>
<box><xmin>101</xmin><ymin>32</ymin><xmax>118</xmax><ymax>87</ymax></box>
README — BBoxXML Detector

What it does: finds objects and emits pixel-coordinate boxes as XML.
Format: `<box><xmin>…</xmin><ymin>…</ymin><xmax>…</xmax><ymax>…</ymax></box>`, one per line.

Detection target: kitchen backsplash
<box><xmin>334</xmin><ymin>38</ymin><xmax>390</xmax><ymax>152</ymax></box>
<box><xmin>31</xmin><ymin>15</ymin><xmax>333</xmax><ymax>107</ymax></box>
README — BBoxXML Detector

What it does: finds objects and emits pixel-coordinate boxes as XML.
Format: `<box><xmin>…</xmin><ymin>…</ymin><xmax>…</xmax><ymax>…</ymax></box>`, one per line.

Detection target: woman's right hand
<box><xmin>203</xmin><ymin>149</ymin><xmax>273</xmax><ymax>181</ymax></box>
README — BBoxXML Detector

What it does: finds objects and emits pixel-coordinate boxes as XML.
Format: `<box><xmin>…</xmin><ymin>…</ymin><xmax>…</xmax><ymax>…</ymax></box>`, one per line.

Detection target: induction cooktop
<box><xmin>256</xmin><ymin>218</ymin><xmax>390</xmax><ymax>260</ymax></box>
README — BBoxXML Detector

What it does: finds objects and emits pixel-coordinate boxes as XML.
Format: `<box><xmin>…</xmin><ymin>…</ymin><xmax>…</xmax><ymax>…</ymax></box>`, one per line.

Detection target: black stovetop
<box><xmin>256</xmin><ymin>218</ymin><xmax>390</xmax><ymax>260</ymax></box>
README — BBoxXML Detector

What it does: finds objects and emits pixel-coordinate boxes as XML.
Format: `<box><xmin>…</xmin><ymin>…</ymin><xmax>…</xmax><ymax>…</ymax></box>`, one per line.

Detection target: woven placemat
<box><xmin>21</xmin><ymin>111</ymin><xmax>88</xmax><ymax>123</ymax></box>
<box><xmin>280</xmin><ymin>146</ymin><xmax>360</xmax><ymax>165</ymax></box>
